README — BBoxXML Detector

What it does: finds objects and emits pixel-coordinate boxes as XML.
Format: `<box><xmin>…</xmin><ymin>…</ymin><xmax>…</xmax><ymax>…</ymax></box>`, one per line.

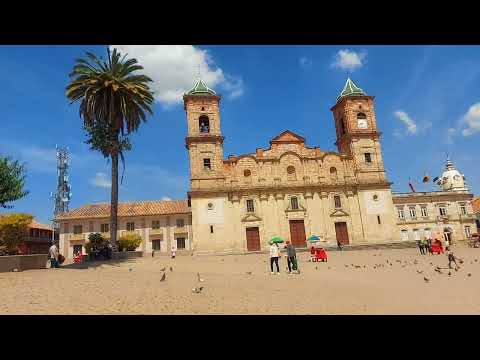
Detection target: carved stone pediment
<box><xmin>241</xmin><ymin>213</ymin><xmax>262</xmax><ymax>222</ymax></box>
<box><xmin>330</xmin><ymin>208</ymin><xmax>349</xmax><ymax>217</ymax></box>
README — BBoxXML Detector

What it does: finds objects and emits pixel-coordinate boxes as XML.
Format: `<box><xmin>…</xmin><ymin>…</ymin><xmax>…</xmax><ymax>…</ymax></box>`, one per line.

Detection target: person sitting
<box><xmin>310</xmin><ymin>246</ymin><xmax>316</xmax><ymax>262</ymax></box>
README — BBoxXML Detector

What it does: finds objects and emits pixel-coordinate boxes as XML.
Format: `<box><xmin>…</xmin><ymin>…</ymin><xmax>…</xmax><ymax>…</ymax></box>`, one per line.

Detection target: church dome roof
<box><xmin>336</xmin><ymin>78</ymin><xmax>365</xmax><ymax>102</ymax></box>
<box><xmin>440</xmin><ymin>157</ymin><xmax>468</xmax><ymax>192</ymax></box>
<box><xmin>185</xmin><ymin>78</ymin><xmax>216</xmax><ymax>96</ymax></box>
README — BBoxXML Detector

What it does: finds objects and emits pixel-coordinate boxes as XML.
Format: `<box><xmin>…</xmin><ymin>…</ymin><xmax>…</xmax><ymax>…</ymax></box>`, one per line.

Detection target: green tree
<box><xmin>0</xmin><ymin>213</ymin><xmax>34</xmax><ymax>252</ymax></box>
<box><xmin>0</xmin><ymin>156</ymin><xmax>29</xmax><ymax>208</ymax></box>
<box><xmin>66</xmin><ymin>48</ymin><xmax>154</xmax><ymax>251</ymax></box>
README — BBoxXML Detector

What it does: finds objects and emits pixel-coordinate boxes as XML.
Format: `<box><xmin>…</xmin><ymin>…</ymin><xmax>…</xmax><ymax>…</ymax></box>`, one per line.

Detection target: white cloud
<box><xmin>446</xmin><ymin>128</ymin><xmax>457</xmax><ymax>144</ymax></box>
<box><xmin>394</xmin><ymin>110</ymin><xmax>418</xmax><ymax>135</ymax></box>
<box><xmin>331</xmin><ymin>49</ymin><xmax>367</xmax><ymax>72</ymax></box>
<box><xmin>90</xmin><ymin>172</ymin><xmax>111</xmax><ymax>188</ymax></box>
<box><xmin>299</xmin><ymin>57</ymin><xmax>312</xmax><ymax>68</ymax></box>
<box><xmin>109</xmin><ymin>45</ymin><xmax>245</xmax><ymax>106</ymax></box>
<box><xmin>161</xmin><ymin>196</ymin><xmax>172</xmax><ymax>201</ymax></box>
<box><xmin>461</xmin><ymin>102</ymin><xmax>480</xmax><ymax>136</ymax></box>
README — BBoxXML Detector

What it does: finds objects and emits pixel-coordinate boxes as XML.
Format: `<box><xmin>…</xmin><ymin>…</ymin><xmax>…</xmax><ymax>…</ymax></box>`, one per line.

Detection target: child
<box><xmin>447</xmin><ymin>251</ymin><xmax>458</xmax><ymax>269</ymax></box>
<box><xmin>171</xmin><ymin>246</ymin><xmax>176</xmax><ymax>259</ymax></box>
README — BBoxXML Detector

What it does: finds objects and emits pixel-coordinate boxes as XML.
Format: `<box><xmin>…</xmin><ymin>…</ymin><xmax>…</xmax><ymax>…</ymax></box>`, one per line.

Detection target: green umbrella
<box><xmin>270</xmin><ymin>236</ymin><xmax>284</xmax><ymax>244</ymax></box>
<box><xmin>307</xmin><ymin>235</ymin><xmax>320</xmax><ymax>242</ymax></box>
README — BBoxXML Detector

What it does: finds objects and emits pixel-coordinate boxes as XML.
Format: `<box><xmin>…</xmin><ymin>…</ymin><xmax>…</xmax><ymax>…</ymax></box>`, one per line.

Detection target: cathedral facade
<box><xmin>185</xmin><ymin>78</ymin><xmax>399</xmax><ymax>254</ymax></box>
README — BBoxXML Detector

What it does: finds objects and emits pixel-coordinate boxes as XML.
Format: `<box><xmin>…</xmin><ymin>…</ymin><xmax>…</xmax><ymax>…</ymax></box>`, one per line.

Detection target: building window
<box><xmin>151</xmin><ymin>221</ymin><xmax>160</xmax><ymax>230</ymax></box>
<box><xmin>401</xmin><ymin>230</ymin><xmax>409</xmax><ymax>241</ymax></box>
<box><xmin>460</xmin><ymin>204</ymin><xmax>467</xmax><ymax>215</ymax></box>
<box><xmin>246</xmin><ymin>199</ymin><xmax>255</xmax><ymax>213</ymax></box>
<box><xmin>377</xmin><ymin>215</ymin><xmax>381</xmax><ymax>224</ymax></box>
<box><xmin>177</xmin><ymin>237</ymin><xmax>186</xmax><ymax>249</ymax></box>
<box><xmin>413</xmin><ymin>229</ymin><xmax>420</xmax><ymax>241</ymax></box>
<box><xmin>364</xmin><ymin>153</ymin><xmax>372</xmax><ymax>164</ymax></box>
<box><xmin>409</xmin><ymin>207</ymin><xmax>417</xmax><ymax>219</ymax></box>
<box><xmin>152</xmin><ymin>239</ymin><xmax>161</xmax><ymax>251</ymax></box>
<box><xmin>244</xmin><ymin>169</ymin><xmax>251</xmax><ymax>177</ymax></box>
<box><xmin>290</xmin><ymin>196</ymin><xmax>299</xmax><ymax>210</ymax></box>
<box><xmin>287</xmin><ymin>166</ymin><xmax>296</xmax><ymax>180</ymax></box>
<box><xmin>176</xmin><ymin>219</ymin><xmax>185</xmax><ymax>228</ymax></box>
<box><xmin>439</xmin><ymin>206</ymin><xmax>447</xmax><ymax>216</ymax></box>
<box><xmin>203</xmin><ymin>158</ymin><xmax>211</xmax><ymax>170</ymax></box>
<box><xmin>126</xmin><ymin>222</ymin><xmax>135</xmax><ymax>231</ymax></box>
<box><xmin>88</xmin><ymin>221</ymin><xmax>94</xmax><ymax>232</ymax></box>
<box><xmin>210</xmin><ymin>225</ymin><xmax>214</xmax><ymax>234</ymax></box>
<box><xmin>334</xmin><ymin>195</ymin><xmax>342</xmax><ymax>209</ymax></box>
<box><xmin>199</xmin><ymin>115</ymin><xmax>210</xmax><ymax>133</ymax></box>
<box><xmin>465</xmin><ymin>226</ymin><xmax>471</xmax><ymax>238</ymax></box>
<box><xmin>101</xmin><ymin>223</ymin><xmax>109</xmax><ymax>233</ymax></box>
<box><xmin>73</xmin><ymin>225</ymin><xmax>83</xmax><ymax>234</ymax></box>
<box><xmin>421</xmin><ymin>207</ymin><xmax>428</xmax><ymax>218</ymax></box>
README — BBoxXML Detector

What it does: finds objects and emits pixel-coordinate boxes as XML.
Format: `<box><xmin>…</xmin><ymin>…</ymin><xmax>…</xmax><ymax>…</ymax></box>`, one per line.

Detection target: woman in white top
<box><xmin>269</xmin><ymin>242</ymin><xmax>280</xmax><ymax>275</ymax></box>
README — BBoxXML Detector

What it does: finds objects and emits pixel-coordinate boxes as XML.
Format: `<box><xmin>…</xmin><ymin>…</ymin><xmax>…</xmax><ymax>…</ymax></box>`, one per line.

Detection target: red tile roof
<box><xmin>472</xmin><ymin>197</ymin><xmax>480</xmax><ymax>215</ymax></box>
<box><xmin>28</xmin><ymin>221</ymin><xmax>52</xmax><ymax>231</ymax></box>
<box><xmin>55</xmin><ymin>200</ymin><xmax>190</xmax><ymax>221</ymax></box>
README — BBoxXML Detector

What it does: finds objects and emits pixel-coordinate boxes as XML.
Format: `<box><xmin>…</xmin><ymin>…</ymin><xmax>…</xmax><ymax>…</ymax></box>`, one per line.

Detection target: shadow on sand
<box><xmin>61</xmin><ymin>257</ymin><xmax>140</xmax><ymax>270</ymax></box>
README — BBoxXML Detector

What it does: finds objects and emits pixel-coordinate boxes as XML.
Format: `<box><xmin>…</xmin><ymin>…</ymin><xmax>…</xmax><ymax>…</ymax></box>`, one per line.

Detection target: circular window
<box><xmin>330</xmin><ymin>167</ymin><xmax>337</xmax><ymax>174</ymax></box>
<box><xmin>207</xmin><ymin>202</ymin><xmax>214</xmax><ymax>210</ymax></box>
<box><xmin>287</xmin><ymin>166</ymin><xmax>295</xmax><ymax>174</ymax></box>
<box><xmin>373</xmin><ymin>194</ymin><xmax>379</xmax><ymax>201</ymax></box>
<box><xmin>244</xmin><ymin>169</ymin><xmax>251</xmax><ymax>177</ymax></box>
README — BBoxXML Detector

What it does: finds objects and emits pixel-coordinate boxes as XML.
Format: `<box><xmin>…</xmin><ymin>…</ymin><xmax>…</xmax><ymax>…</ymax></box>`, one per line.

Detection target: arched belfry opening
<box><xmin>199</xmin><ymin>115</ymin><xmax>210</xmax><ymax>133</ymax></box>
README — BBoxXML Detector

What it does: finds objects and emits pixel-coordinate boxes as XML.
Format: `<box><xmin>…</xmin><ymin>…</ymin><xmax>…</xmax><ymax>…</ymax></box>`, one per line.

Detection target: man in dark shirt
<box><xmin>284</xmin><ymin>241</ymin><xmax>298</xmax><ymax>274</ymax></box>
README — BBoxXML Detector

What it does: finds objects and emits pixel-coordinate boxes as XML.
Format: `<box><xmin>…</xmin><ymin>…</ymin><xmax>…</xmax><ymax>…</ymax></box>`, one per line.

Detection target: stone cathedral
<box><xmin>185</xmin><ymin>78</ymin><xmax>403</xmax><ymax>254</ymax></box>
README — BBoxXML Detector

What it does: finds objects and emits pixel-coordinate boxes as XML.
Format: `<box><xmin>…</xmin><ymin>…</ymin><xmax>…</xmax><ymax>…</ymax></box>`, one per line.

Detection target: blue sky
<box><xmin>1</xmin><ymin>45</ymin><xmax>479</xmax><ymax>224</ymax></box>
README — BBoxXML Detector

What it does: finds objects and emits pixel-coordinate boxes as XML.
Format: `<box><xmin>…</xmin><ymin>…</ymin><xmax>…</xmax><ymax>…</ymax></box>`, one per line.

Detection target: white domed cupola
<box><xmin>441</xmin><ymin>157</ymin><xmax>468</xmax><ymax>192</ymax></box>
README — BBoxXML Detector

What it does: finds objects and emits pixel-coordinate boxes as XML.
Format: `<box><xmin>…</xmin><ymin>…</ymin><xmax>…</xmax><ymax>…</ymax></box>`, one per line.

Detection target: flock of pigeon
<box><xmin>339</xmin><ymin>255</ymin><xmax>478</xmax><ymax>283</ymax></box>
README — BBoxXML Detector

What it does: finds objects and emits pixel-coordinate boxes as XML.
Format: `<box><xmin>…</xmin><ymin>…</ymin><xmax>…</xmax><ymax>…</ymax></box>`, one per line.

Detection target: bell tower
<box><xmin>330</xmin><ymin>78</ymin><xmax>388</xmax><ymax>184</ymax></box>
<box><xmin>183</xmin><ymin>79</ymin><xmax>225</xmax><ymax>190</ymax></box>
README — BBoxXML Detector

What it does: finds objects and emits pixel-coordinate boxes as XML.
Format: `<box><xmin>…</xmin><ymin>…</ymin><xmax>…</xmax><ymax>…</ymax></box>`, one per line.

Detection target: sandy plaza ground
<box><xmin>1</xmin><ymin>246</ymin><xmax>480</xmax><ymax>315</ymax></box>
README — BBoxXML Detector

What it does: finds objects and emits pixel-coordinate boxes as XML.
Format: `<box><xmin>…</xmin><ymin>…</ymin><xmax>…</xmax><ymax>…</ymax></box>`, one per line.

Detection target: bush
<box><xmin>86</xmin><ymin>232</ymin><xmax>107</xmax><ymax>254</ymax></box>
<box><xmin>119</xmin><ymin>233</ymin><xmax>142</xmax><ymax>251</ymax></box>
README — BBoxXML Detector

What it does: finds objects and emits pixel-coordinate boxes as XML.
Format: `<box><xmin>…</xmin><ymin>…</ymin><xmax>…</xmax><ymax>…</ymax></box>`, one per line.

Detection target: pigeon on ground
<box><xmin>160</xmin><ymin>267</ymin><xmax>166</xmax><ymax>272</ymax></box>
<box><xmin>475</xmin><ymin>259</ymin><xmax>478</xmax><ymax>262</ymax></box>
<box><xmin>430</xmin><ymin>262</ymin><xmax>433</xmax><ymax>266</ymax></box>
<box><xmin>192</xmin><ymin>286</ymin><xmax>204</xmax><ymax>293</ymax></box>
<box><xmin>345</xmin><ymin>265</ymin><xmax>348</xmax><ymax>268</ymax></box>
<box><xmin>246</xmin><ymin>271</ymin><xmax>252</xmax><ymax>275</ymax></box>
<box><xmin>328</xmin><ymin>267</ymin><xmax>331</xmax><ymax>270</ymax></box>
<box><xmin>417</xmin><ymin>270</ymin><xmax>423</xmax><ymax>274</ymax></box>
<box><xmin>129</xmin><ymin>268</ymin><xmax>132</xmax><ymax>272</ymax></box>
<box><xmin>424</xmin><ymin>277</ymin><xmax>430</xmax><ymax>283</ymax></box>
<box><xmin>170</xmin><ymin>266</ymin><xmax>173</xmax><ymax>272</ymax></box>
<box><xmin>197</xmin><ymin>272</ymin><xmax>204</xmax><ymax>282</ymax></box>
<box><xmin>455</xmin><ymin>267</ymin><xmax>459</xmax><ymax>272</ymax></box>
<box><xmin>315</xmin><ymin>266</ymin><xmax>318</xmax><ymax>270</ymax></box>
<box><xmin>435</xmin><ymin>268</ymin><xmax>443</xmax><ymax>274</ymax></box>
<box><xmin>160</xmin><ymin>273</ymin><xmax>166</xmax><ymax>282</ymax></box>
<box><xmin>468</xmin><ymin>273</ymin><xmax>472</xmax><ymax>277</ymax></box>
<box><xmin>448</xmin><ymin>271</ymin><xmax>451</xmax><ymax>276</ymax></box>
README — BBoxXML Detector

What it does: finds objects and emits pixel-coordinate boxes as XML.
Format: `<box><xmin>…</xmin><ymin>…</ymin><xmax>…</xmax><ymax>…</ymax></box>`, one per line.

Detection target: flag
<box><xmin>432</xmin><ymin>176</ymin><xmax>439</xmax><ymax>183</ymax></box>
<box><xmin>408</xmin><ymin>178</ymin><xmax>416</xmax><ymax>192</ymax></box>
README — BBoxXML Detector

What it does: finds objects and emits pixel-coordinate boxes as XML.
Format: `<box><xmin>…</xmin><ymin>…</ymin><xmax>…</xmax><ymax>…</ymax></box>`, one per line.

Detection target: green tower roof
<box><xmin>336</xmin><ymin>78</ymin><xmax>365</xmax><ymax>102</ymax></box>
<box><xmin>185</xmin><ymin>78</ymin><xmax>216</xmax><ymax>96</ymax></box>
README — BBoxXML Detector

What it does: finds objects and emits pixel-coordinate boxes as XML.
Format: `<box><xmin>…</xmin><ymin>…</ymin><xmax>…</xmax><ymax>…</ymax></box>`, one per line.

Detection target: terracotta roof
<box><xmin>55</xmin><ymin>200</ymin><xmax>190</xmax><ymax>221</ymax></box>
<box><xmin>28</xmin><ymin>221</ymin><xmax>52</xmax><ymax>231</ymax></box>
<box><xmin>472</xmin><ymin>197</ymin><xmax>480</xmax><ymax>214</ymax></box>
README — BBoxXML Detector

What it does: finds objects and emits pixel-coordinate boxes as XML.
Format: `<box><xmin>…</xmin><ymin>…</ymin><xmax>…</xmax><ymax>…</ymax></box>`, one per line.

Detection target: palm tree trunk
<box><xmin>110</xmin><ymin>151</ymin><xmax>119</xmax><ymax>253</ymax></box>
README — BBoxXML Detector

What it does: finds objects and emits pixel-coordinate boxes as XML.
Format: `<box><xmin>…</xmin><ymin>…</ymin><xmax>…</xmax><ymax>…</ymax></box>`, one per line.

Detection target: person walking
<box><xmin>269</xmin><ymin>242</ymin><xmax>280</xmax><ymax>275</ymax></box>
<box><xmin>284</xmin><ymin>241</ymin><xmax>298</xmax><ymax>274</ymax></box>
<box><xmin>426</xmin><ymin>236</ymin><xmax>433</xmax><ymax>254</ymax></box>
<box><xmin>417</xmin><ymin>239</ymin><xmax>424</xmax><ymax>255</ymax></box>
<box><xmin>48</xmin><ymin>242</ymin><xmax>59</xmax><ymax>269</ymax></box>
<box><xmin>447</xmin><ymin>250</ymin><xmax>459</xmax><ymax>269</ymax></box>
<box><xmin>444</xmin><ymin>237</ymin><xmax>450</xmax><ymax>251</ymax></box>
<box><xmin>337</xmin><ymin>239</ymin><xmax>343</xmax><ymax>251</ymax></box>
<box><xmin>171</xmin><ymin>246</ymin><xmax>176</xmax><ymax>259</ymax></box>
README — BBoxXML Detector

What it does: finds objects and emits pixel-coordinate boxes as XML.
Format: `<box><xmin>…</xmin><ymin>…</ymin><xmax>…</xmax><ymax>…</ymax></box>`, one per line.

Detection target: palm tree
<box><xmin>66</xmin><ymin>47</ymin><xmax>154</xmax><ymax>251</ymax></box>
